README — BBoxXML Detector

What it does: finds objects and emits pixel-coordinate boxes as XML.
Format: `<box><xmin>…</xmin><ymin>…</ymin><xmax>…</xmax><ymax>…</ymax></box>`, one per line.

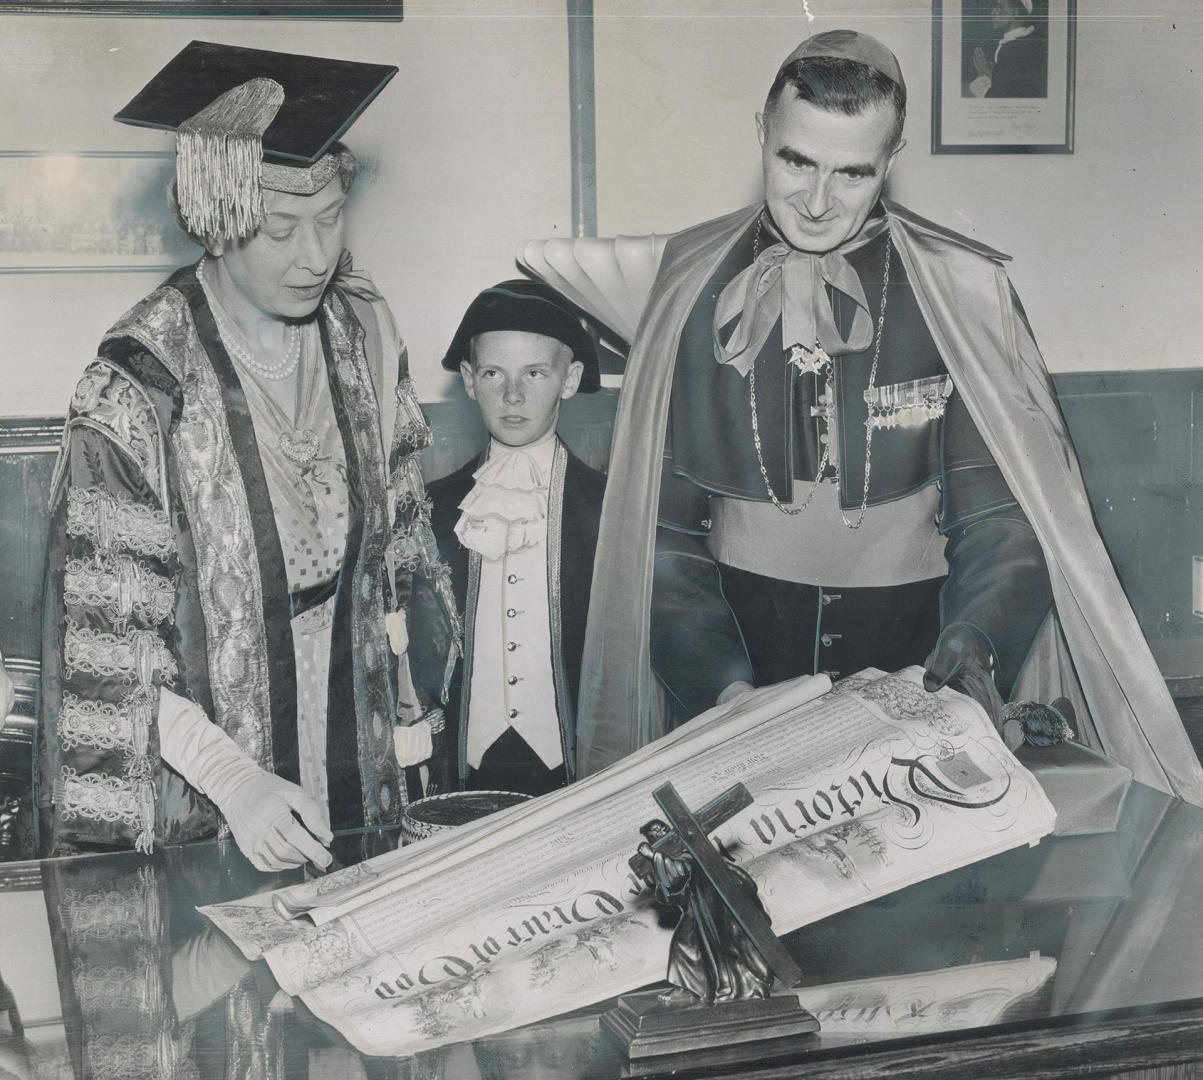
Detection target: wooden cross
<box><xmin>632</xmin><ymin>781</ymin><xmax>804</xmax><ymax>990</ymax></box>
<box><xmin>628</xmin><ymin>783</ymin><xmax>753</xmax><ymax>874</ymax></box>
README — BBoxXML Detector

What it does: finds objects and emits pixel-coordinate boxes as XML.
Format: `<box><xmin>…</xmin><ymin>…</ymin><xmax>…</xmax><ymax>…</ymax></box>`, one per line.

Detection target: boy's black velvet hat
<box><xmin>442</xmin><ymin>279</ymin><xmax>600</xmax><ymax>393</ymax></box>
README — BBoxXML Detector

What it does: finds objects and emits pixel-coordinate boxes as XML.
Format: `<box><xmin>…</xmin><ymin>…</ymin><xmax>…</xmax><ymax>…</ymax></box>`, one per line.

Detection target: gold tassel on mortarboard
<box><xmin>176</xmin><ymin>77</ymin><xmax>285</xmax><ymax>240</ymax></box>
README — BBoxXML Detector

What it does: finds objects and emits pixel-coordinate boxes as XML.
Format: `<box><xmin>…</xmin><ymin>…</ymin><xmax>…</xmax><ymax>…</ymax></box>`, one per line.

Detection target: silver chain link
<box><xmin>746</xmin><ymin>221</ymin><xmax>891</xmax><ymax>530</ymax></box>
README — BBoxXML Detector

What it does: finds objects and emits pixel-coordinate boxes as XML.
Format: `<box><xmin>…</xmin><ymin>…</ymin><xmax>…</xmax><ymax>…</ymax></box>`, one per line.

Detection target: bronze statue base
<box><xmin>601</xmin><ymin>988</ymin><xmax>819</xmax><ymax>1063</ymax></box>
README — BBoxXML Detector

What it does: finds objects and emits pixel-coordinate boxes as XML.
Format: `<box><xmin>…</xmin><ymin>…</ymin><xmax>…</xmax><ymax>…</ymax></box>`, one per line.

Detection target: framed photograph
<box><xmin>0</xmin><ymin>0</ymin><xmax>400</xmax><ymax>16</ymax></box>
<box><xmin>0</xmin><ymin>152</ymin><xmax>200</xmax><ymax>274</ymax></box>
<box><xmin>932</xmin><ymin>0</ymin><xmax>1076</xmax><ymax>154</ymax></box>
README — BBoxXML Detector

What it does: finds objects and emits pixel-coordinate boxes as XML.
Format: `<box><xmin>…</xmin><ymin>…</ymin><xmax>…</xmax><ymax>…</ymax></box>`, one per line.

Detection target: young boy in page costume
<box><xmin>400</xmin><ymin>281</ymin><xmax>605</xmax><ymax>798</ymax></box>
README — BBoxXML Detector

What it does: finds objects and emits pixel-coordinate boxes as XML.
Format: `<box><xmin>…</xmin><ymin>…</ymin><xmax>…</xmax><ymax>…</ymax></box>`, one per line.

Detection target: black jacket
<box><xmin>409</xmin><ymin>442</ymin><xmax>605</xmax><ymax>788</ymax></box>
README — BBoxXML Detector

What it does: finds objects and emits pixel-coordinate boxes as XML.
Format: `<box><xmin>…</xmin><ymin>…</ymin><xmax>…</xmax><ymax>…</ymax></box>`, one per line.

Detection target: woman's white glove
<box><xmin>158</xmin><ymin>689</ymin><xmax>332</xmax><ymax>872</ymax></box>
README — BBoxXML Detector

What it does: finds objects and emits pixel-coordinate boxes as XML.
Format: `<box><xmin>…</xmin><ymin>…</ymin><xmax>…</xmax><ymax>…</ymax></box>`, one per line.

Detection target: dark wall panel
<box><xmin>1054</xmin><ymin>372</ymin><xmax>1203</xmax><ymax>655</ymax></box>
<box><xmin>0</xmin><ymin>419</ymin><xmax>61</xmax><ymax>704</ymax></box>
<box><xmin>3</xmin><ymin>370</ymin><xmax>1201</xmax><ymax>699</ymax></box>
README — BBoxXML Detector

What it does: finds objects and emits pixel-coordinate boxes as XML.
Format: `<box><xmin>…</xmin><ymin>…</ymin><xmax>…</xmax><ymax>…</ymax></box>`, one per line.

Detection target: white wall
<box><xmin>594</xmin><ymin>0</ymin><xmax>1203</xmax><ymax>373</ymax></box>
<box><xmin>1</xmin><ymin>0</ymin><xmax>1200</xmax><ymax>419</ymax></box>
<box><xmin>0</xmin><ymin>0</ymin><xmax>572</xmax><ymax>414</ymax></box>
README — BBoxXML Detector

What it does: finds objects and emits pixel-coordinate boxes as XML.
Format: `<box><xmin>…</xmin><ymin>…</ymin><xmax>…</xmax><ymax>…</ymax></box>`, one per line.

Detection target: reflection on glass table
<box><xmin>0</xmin><ymin>782</ymin><xmax>1201</xmax><ymax>1079</ymax></box>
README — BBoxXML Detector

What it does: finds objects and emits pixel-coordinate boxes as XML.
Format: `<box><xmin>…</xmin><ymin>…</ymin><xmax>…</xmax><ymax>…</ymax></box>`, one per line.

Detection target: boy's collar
<box><xmin>486</xmin><ymin>430</ymin><xmax>559</xmax><ymax>470</ymax></box>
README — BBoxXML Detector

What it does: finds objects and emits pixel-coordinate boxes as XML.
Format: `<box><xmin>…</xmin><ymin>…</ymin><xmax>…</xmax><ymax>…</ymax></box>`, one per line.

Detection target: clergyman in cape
<box><xmin>564</xmin><ymin>29</ymin><xmax>1203</xmax><ymax>805</ymax></box>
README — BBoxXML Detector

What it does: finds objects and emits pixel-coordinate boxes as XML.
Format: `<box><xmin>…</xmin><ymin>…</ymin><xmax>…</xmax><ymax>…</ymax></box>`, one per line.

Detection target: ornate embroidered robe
<box><xmin>41</xmin><ymin>846</ymin><xmax>276</xmax><ymax>1080</ymax></box>
<box><xmin>39</xmin><ymin>261</ymin><xmax>447</xmax><ymax>852</ymax></box>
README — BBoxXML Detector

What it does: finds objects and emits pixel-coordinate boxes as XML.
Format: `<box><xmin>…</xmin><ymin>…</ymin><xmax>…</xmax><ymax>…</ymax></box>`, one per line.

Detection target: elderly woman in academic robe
<box><xmin>39</xmin><ymin>43</ymin><xmax>458</xmax><ymax>869</ymax></box>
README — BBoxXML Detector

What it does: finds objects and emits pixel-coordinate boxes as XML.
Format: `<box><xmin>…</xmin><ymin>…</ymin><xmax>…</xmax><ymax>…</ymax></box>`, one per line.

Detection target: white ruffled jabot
<box><xmin>454</xmin><ymin>437</ymin><xmax>555</xmax><ymax>561</ymax></box>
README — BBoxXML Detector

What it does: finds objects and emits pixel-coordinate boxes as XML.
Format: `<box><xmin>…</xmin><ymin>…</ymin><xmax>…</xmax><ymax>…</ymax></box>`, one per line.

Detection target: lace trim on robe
<box><xmin>64</xmin><ymin>621</ymin><xmax>178</xmax><ymax>684</ymax></box>
<box><xmin>66</xmin><ymin>488</ymin><xmax>174</xmax><ymax>561</ymax></box>
<box><xmin>59</xmin><ymin>693</ymin><xmax>141</xmax><ymax>752</ymax></box>
<box><xmin>64</xmin><ymin>555</ymin><xmax>175</xmax><ymax>629</ymax></box>
<box><xmin>55</xmin><ymin>768</ymin><xmax>153</xmax><ymax>836</ymax></box>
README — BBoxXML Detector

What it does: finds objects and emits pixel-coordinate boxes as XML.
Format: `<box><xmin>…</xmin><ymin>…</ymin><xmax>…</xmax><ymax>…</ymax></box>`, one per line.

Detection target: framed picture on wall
<box><xmin>0</xmin><ymin>0</ymin><xmax>400</xmax><ymax>16</ymax></box>
<box><xmin>932</xmin><ymin>0</ymin><xmax>1076</xmax><ymax>154</ymax></box>
<box><xmin>0</xmin><ymin>152</ymin><xmax>200</xmax><ymax>274</ymax></box>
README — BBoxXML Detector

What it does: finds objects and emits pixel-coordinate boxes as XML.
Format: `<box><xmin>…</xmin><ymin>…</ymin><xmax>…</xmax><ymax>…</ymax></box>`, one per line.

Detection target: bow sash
<box><xmin>714</xmin><ymin>214</ymin><xmax>889</xmax><ymax>374</ymax></box>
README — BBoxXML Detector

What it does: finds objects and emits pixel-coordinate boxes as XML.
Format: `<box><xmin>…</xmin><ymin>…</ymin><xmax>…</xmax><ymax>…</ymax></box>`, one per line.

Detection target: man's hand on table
<box><xmin>923</xmin><ymin>622</ymin><xmax>1005</xmax><ymax>728</ymax></box>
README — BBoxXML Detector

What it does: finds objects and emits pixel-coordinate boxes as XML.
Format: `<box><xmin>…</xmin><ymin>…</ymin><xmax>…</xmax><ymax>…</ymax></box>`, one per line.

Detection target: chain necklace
<box><xmin>196</xmin><ymin>257</ymin><xmax>302</xmax><ymax>380</ymax></box>
<box><xmin>746</xmin><ymin>216</ymin><xmax>891</xmax><ymax>530</ymax></box>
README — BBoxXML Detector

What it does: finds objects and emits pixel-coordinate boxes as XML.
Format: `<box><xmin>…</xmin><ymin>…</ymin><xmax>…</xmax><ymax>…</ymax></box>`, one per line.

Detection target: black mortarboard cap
<box><xmin>117</xmin><ymin>40</ymin><xmax>397</xmax><ymax>165</ymax></box>
<box><xmin>115</xmin><ymin>41</ymin><xmax>397</xmax><ymax>237</ymax></box>
<box><xmin>442</xmin><ymin>279</ymin><xmax>601</xmax><ymax>394</ymax></box>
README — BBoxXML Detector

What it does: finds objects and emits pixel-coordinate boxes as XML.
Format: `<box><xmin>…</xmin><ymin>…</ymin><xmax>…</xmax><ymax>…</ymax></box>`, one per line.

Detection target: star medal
<box><xmin>788</xmin><ymin>343</ymin><xmax>831</xmax><ymax>378</ymax></box>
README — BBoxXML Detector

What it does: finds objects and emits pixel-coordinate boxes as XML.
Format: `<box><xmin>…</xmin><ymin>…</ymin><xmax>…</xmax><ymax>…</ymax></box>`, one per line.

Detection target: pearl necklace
<box><xmin>197</xmin><ymin>258</ymin><xmax>302</xmax><ymax>381</ymax></box>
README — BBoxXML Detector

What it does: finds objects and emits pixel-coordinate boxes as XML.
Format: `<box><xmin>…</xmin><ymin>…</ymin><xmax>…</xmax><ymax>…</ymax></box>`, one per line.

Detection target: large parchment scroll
<box><xmin>201</xmin><ymin>668</ymin><xmax>1056</xmax><ymax>1056</ymax></box>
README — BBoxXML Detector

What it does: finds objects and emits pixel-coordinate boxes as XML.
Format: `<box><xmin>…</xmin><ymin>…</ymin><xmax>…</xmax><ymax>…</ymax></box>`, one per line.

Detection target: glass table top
<box><xmin>1</xmin><ymin>780</ymin><xmax>1201</xmax><ymax>1079</ymax></box>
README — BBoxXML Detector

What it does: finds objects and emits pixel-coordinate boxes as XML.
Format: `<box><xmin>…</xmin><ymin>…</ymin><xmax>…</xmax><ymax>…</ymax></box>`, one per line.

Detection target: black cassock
<box><xmin>652</xmin><ymin>219</ymin><xmax>1053</xmax><ymax>718</ymax></box>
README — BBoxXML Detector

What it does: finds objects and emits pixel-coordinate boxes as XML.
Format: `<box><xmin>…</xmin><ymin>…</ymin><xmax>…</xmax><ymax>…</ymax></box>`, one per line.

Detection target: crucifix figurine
<box><xmin>632</xmin><ymin>782</ymin><xmax>803</xmax><ymax>1003</ymax></box>
<box><xmin>605</xmin><ymin>783</ymin><xmax>818</xmax><ymax>1064</ymax></box>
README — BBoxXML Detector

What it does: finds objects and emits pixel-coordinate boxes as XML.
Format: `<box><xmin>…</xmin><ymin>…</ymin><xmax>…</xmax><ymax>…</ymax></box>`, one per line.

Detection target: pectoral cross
<box><xmin>632</xmin><ymin>782</ymin><xmax>804</xmax><ymax>990</ymax></box>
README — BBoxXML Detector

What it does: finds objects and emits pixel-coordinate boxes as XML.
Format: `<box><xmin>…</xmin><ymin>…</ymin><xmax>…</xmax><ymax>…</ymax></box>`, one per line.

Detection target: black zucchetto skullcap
<box><xmin>442</xmin><ymin>279</ymin><xmax>601</xmax><ymax>393</ymax></box>
<box><xmin>777</xmin><ymin>30</ymin><xmax>906</xmax><ymax>96</ymax></box>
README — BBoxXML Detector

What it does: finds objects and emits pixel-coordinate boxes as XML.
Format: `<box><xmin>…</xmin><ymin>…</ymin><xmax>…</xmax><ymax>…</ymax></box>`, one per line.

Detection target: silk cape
<box><xmin>575</xmin><ymin>200</ymin><xmax>1203</xmax><ymax>805</ymax></box>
